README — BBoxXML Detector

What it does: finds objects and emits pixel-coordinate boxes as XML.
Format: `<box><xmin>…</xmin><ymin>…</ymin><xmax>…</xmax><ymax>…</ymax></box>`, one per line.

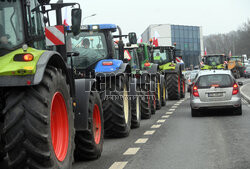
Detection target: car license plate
<box><xmin>208</xmin><ymin>92</ymin><xmax>223</xmax><ymax>97</ymax></box>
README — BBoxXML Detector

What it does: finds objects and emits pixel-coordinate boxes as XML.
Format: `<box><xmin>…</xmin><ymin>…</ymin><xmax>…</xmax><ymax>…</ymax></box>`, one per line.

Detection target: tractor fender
<box><xmin>96</xmin><ymin>62</ymin><xmax>131</xmax><ymax>77</ymax></box>
<box><xmin>74</xmin><ymin>78</ymin><xmax>96</xmax><ymax>130</ymax></box>
<box><xmin>147</xmin><ymin>63</ymin><xmax>158</xmax><ymax>74</ymax></box>
<box><xmin>34</xmin><ymin>51</ymin><xmax>75</xmax><ymax>97</ymax></box>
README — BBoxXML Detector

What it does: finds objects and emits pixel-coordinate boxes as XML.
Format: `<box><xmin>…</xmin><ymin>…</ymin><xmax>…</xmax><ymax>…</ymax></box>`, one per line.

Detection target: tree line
<box><xmin>204</xmin><ymin>19</ymin><xmax>250</xmax><ymax>58</ymax></box>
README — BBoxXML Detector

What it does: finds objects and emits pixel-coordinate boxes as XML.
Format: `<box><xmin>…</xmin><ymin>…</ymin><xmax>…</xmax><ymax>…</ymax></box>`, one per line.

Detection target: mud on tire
<box><xmin>2</xmin><ymin>67</ymin><xmax>74</xmax><ymax>169</ymax></box>
<box><xmin>74</xmin><ymin>91</ymin><xmax>104</xmax><ymax>160</ymax></box>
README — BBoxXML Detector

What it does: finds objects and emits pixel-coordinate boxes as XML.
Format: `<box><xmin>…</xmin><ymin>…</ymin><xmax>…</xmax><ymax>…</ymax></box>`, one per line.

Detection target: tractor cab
<box><xmin>201</xmin><ymin>54</ymin><xmax>228</xmax><ymax>70</ymax></box>
<box><xmin>137</xmin><ymin>43</ymin><xmax>155</xmax><ymax>70</ymax></box>
<box><xmin>152</xmin><ymin>46</ymin><xmax>175</xmax><ymax>65</ymax></box>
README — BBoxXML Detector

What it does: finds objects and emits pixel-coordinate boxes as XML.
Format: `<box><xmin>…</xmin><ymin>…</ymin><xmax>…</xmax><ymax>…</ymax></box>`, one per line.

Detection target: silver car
<box><xmin>190</xmin><ymin>70</ymin><xmax>242</xmax><ymax>117</ymax></box>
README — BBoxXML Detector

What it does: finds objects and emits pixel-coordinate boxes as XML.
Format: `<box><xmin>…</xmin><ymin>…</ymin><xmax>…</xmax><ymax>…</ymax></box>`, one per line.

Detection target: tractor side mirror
<box><xmin>160</xmin><ymin>47</ymin><xmax>164</xmax><ymax>53</ymax></box>
<box><xmin>202</xmin><ymin>58</ymin><xmax>204</xmax><ymax>62</ymax></box>
<box><xmin>71</xmin><ymin>8</ymin><xmax>82</xmax><ymax>36</ymax></box>
<box><xmin>128</xmin><ymin>32</ymin><xmax>137</xmax><ymax>44</ymax></box>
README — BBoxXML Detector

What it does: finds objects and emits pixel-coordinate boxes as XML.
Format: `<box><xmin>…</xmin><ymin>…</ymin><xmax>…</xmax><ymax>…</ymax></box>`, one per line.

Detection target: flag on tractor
<box><xmin>63</xmin><ymin>7</ymin><xmax>69</xmax><ymax>26</ymax></box>
<box><xmin>229</xmin><ymin>50</ymin><xmax>232</xmax><ymax>57</ymax></box>
<box><xmin>204</xmin><ymin>47</ymin><xmax>207</xmax><ymax>56</ymax></box>
<box><xmin>153</xmin><ymin>31</ymin><xmax>160</xmax><ymax>47</ymax></box>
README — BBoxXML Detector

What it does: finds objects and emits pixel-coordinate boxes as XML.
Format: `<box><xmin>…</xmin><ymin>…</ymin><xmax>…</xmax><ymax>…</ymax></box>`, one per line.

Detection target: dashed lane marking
<box><xmin>169</xmin><ymin>109</ymin><xmax>175</xmax><ymax>111</ymax></box>
<box><xmin>174</xmin><ymin>103</ymin><xmax>180</xmax><ymax>106</ymax></box>
<box><xmin>162</xmin><ymin>115</ymin><xmax>170</xmax><ymax>118</ymax></box>
<box><xmin>151</xmin><ymin>124</ymin><xmax>161</xmax><ymax>128</ymax></box>
<box><xmin>123</xmin><ymin>147</ymin><xmax>140</xmax><ymax>155</ymax></box>
<box><xmin>166</xmin><ymin>112</ymin><xmax>173</xmax><ymax>115</ymax></box>
<box><xmin>144</xmin><ymin>130</ymin><xmax>155</xmax><ymax>135</ymax></box>
<box><xmin>157</xmin><ymin>119</ymin><xmax>166</xmax><ymax>123</ymax></box>
<box><xmin>109</xmin><ymin>162</ymin><xmax>128</xmax><ymax>169</ymax></box>
<box><xmin>172</xmin><ymin>106</ymin><xmax>178</xmax><ymax>109</ymax></box>
<box><xmin>135</xmin><ymin>138</ymin><xmax>148</xmax><ymax>144</ymax></box>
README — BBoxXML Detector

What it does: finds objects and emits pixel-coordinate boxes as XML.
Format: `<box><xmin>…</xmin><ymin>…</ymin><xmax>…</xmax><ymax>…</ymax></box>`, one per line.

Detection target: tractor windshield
<box><xmin>0</xmin><ymin>1</ymin><xmax>24</xmax><ymax>55</ymax></box>
<box><xmin>153</xmin><ymin>49</ymin><xmax>172</xmax><ymax>65</ymax></box>
<box><xmin>230</xmin><ymin>57</ymin><xmax>242</xmax><ymax>62</ymax></box>
<box><xmin>66</xmin><ymin>32</ymin><xmax>108</xmax><ymax>69</ymax></box>
<box><xmin>205</xmin><ymin>56</ymin><xmax>223</xmax><ymax>66</ymax></box>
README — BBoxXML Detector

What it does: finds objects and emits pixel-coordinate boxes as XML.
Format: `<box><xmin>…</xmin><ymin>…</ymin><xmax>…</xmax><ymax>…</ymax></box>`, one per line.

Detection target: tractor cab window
<box><xmin>126</xmin><ymin>49</ymin><xmax>139</xmax><ymax>70</ymax></box>
<box><xmin>153</xmin><ymin>49</ymin><xmax>172</xmax><ymax>65</ymax></box>
<box><xmin>205</xmin><ymin>56</ymin><xmax>222</xmax><ymax>66</ymax></box>
<box><xmin>26</xmin><ymin>0</ymin><xmax>45</xmax><ymax>49</ymax></box>
<box><xmin>66</xmin><ymin>31</ymin><xmax>108</xmax><ymax>69</ymax></box>
<box><xmin>0</xmin><ymin>1</ymin><xmax>24</xmax><ymax>53</ymax></box>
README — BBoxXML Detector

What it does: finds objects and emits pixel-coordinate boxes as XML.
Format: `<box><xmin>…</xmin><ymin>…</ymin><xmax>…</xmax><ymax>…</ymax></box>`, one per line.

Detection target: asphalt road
<box><xmin>73</xmin><ymin>89</ymin><xmax>250</xmax><ymax>169</ymax></box>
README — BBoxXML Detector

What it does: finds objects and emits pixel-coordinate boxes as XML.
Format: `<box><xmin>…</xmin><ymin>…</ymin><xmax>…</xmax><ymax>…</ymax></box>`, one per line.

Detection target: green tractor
<box><xmin>200</xmin><ymin>54</ymin><xmax>228</xmax><ymax>70</ymax></box>
<box><xmin>152</xmin><ymin>46</ymin><xmax>185</xmax><ymax>100</ymax></box>
<box><xmin>137</xmin><ymin>43</ymin><xmax>166</xmax><ymax>111</ymax></box>
<box><xmin>0</xmin><ymin>0</ymin><xmax>104</xmax><ymax>168</ymax></box>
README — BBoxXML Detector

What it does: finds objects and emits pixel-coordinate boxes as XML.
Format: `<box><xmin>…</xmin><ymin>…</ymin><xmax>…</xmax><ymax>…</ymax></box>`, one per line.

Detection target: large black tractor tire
<box><xmin>150</xmin><ymin>81</ymin><xmax>157</xmax><ymax>115</ymax></box>
<box><xmin>161</xmin><ymin>80</ymin><xmax>167</xmax><ymax>107</ymax></box>
<box><xmin>180</xmin><ymin>76</ymin><xmax>186</xmax><ymax>98</ymax></box>
<box><xmin>166</xmin><ymin>73</ymin><xmax>181</xmax><ymax>100</ymax></box>
<box><xmin>131</xmin><ymin>86</ymin><xmax>141</xmax><ymax>129</ymax></box>
<box><xmin>141</xmin><ymin>85</ymin><xmax>151</xmax><ymax>119</ymax></box>
<box><xmin>2</xmin><ymin>67</ymin><xmax>74</xmax><ymax>169</ymax></box>
<box><xmin>101</xmin><ymin>76</ymin><xmax>131</xmax><ymax>138</ymax></box>
<box><xmin>74</xmin><ymin>91</ymin><xmax>104</xmax><ymax>161</ymax></box>
<box><xmin>155</xmin><ymin>78</ymin><xmax>162</xmax><ymax>110</ymax></box>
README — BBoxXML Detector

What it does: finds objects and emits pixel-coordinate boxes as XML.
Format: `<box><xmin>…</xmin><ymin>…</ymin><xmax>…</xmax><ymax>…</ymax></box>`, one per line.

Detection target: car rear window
<box><xmin>196</xmin><ymin>74</ymin><xmax>234</xmax><ymax>88</ymax></box>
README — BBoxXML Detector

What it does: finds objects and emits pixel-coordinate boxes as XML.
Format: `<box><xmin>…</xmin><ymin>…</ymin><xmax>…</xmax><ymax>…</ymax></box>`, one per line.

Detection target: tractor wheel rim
<box><xmin>50</xmin><ymin>92</ymin><xmax>69</xmax><ymax>162</ymax></box>
<box><xmin>136</xmin><ymin>96</ymin><xmax>140</xmax><ymax>120</ymax></box>
<box><xmin>93</xmin><ymin>104</ymin><xmax>101</xmax><ymax>144</ymax></box>
<box><xmin>178</xmin><ymin>75</ymin><xmax>181</xmax><ymax>93</ymax></box>
<box><xmin>163</xmin><ymin>85</ymin><xmax>166</xmax><ymax>100</ymax></box>
<box><xmin>157</xmin><ymin>81</ymin><xmax>160</xmax><ymax>101</ymax></box>
<box><xmin>147</xmin><ymin>90</ymin><xmax>150</xmax><ymax>108</ymax></box>
<box><xmin>123</xmin><ymin>85</ymin><xmax>129</xmax><ymax>124</ymax></box>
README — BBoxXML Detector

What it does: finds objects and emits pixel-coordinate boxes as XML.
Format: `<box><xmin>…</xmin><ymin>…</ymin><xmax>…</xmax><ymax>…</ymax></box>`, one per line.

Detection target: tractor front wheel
<box><xmin>3</xmin><ymin>67</ymin><xmax>74</xmax><ymax>169</ymax></box>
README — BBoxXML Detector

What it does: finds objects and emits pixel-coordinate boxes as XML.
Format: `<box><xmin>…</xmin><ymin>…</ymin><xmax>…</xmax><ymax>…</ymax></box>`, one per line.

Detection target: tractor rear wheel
<box><xmin>141</xmin><ymin>85</ymin><xmax>151</xmax><ymax>119</ymax></box>
<box><xmin>166</xmin><ymin>73</ymin><xmax>181</xmax><ymax>100</ymax></box>
<box><xmin>74</xmin><ymin>91</ymin><xmax>104</xmax><ymax>160</ymax></box>
<box><xmin>3</xmin><ymin>67</ymin><xmax>74</xmax><ymax>169</ymax></box>
<box><xmin>102</xmin><ymin>76</ymin><xmax>131</xmax><ymax>138</ymax></box>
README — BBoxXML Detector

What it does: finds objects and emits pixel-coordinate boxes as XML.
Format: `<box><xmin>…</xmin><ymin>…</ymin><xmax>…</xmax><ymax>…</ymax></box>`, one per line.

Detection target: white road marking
<box><xmin>162</xmin><ymin>115</ymin><xmax>170</xmax><ymax>118</ymax></box>
<box><xmin>123</xmin><ymin>147</ymin><xmax>140</xmax><ymax>155</ymax></box>
<box><xmin>172</xmin><ymin>106</ymin><xmax>178</xmax><ymax>109</ymax></box>
<box><xmin>135</xmin><ymin>138</ymin><xmax>148</xmax><ymax>144</ymax></box>
<box><xmin>157</xmin><ymin>119</ymin><xmax>166</xmax><ymax>123</ymax></box>
<box><xmin>181</xmin><ymin>99</ymin><xmax>185</xmax><ymax>101</ymax></box>
<box><xmin>151</xmin><ymin>124</ymin><xmax>161</xmax><ymax>128</ymax></box>
<box><xmin>174</xmin><ymin>103</ymin><xmax>180</xmax><ymax>106</ymax></box>
<box><xmin>109</xmin><ymin>162</ymin><xmax>128</xmax><ymax>169</ymax></box>
<box><xmin>177</xmin><ymin>101</ymin><xmax>182</xmax><ymax>104</ymax></box>
<box><xmin>166</xmin><ymin>112</ymin><xmax>173</xmax><ymax>115</ymax></box>
<box><xmin>169</xmin><ymin>109</ymin><xmax>175</xmax><ymax>111</ymax></box>
<box><xmin>144</xmin><ymin>130</ymin><xmax>155</xmax><ymax>135</ymax></box>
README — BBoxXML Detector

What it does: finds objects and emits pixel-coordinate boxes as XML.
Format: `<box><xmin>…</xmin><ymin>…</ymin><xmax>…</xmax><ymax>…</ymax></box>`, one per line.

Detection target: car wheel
<box><xmin>232</xmin><ymin>106</ymin><xmax>242</xmax><ymax>116</ymax></box>
<box><xmin>191</xmin><ymin>108</ymin><xmax>201</xmax><ymax>117</ymax></box>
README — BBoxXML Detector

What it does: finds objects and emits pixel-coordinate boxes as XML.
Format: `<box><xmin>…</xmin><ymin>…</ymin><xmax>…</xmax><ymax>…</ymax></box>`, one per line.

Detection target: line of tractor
<box><xmin>0</xmin><ymin>1</ymin><xmax>186</xmax><ymax>168</ymax></box>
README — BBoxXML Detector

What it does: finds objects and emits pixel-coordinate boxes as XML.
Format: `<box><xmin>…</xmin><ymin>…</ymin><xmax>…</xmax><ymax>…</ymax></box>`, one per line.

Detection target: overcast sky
<box><xmin>52</xmin><ymin>0</ymin><xmax>250</xmax><ymax>36</ymax></box>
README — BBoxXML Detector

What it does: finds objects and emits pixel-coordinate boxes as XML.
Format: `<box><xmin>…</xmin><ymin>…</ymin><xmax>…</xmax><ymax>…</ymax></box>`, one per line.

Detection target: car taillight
<box><xmin>193</xmin><ymin>85</ymin><xmax>199</xmax><ymax>97</ymax></box>
<box><xmin>232</xmin><ymin>83</ymin><xmax>239</xmax><ymax>95</ymax></box>
<box><xmin>102</xmin><ymin>61</ymin><xmax>113</xmax><ymax>66</ymax></box>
